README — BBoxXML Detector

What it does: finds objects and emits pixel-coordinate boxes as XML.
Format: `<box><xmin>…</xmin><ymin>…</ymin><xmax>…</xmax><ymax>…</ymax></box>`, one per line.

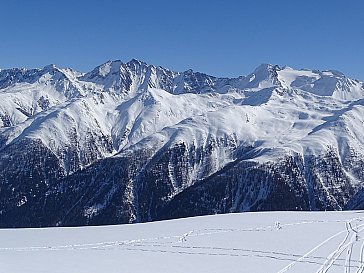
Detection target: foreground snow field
<box><xmin>2</xmin><ymin>211</ymin><xmax>364</xmax><ymax>273</ymax></box>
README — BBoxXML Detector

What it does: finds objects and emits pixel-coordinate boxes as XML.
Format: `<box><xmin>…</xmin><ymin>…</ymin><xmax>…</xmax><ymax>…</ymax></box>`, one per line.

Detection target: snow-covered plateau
<box><xmin>1</xmin><ymin>60</ymin><xmax>364</xmax><ymax>227</ymax></box>
<box><xmin>2</xmin><ymin>211</ymin><xmax>364</xmax><ymax>273</ymax></box>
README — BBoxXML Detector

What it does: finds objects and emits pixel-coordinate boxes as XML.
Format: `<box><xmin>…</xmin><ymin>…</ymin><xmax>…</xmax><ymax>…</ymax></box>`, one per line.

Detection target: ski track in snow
<box><xmin>0</xmin><ymin>219</ymin><xmax>344</xmax><ymax>253</ymax></box>
<box><xmin>355</xmin><ymin>240</ymin><xmax>364</xmax><ymax>273</ymax></box>
<box><xmin>316</xmin><ymin>221</ymin><xmax>353</xmax><ymax>273</ymax></box>
<box><xmin>4</xmin><ymin>216</ymin><xmax>364</xmax><ymax>272</ymax></box>
<box><xmin>276</xmin><ymin>217</ymin><xmax>364</xmax><ymax>273</ymax></box>
<box><xmin>315</xmin><ymin>220</ymin><xmax>364</xmax><ymax>273</ymax></box>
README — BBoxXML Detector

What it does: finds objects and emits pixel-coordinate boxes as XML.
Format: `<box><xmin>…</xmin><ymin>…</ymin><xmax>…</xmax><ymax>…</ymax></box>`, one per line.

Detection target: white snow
<box><xmin>278</xmin><ymin>66</ymin><xmax>319</xmax><ymax>88</ymax></box>
<box><xmin>2</xmin><ymin>211</ymin><xmax>364</xmax><ymax>273</ymax></box>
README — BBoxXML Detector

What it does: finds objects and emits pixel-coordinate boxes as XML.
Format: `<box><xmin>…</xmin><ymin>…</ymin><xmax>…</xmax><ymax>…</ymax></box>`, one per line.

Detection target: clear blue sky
<box><xmin>1</xmin><ymin>0</ymin><xmax>363</xmax><ymax>80</ymax></box>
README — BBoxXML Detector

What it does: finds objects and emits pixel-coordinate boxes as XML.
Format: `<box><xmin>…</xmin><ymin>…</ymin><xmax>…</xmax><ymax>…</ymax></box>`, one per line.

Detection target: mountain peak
<box><xmin>253</xmin><ymin>63</ymin><xmax>278</xmax><ymax>71</ymax></box>
<box><xmin>128</xmin><ymin>58</ymin><xmax>144</xmax><ymax>65</ymax></box>
<box><xmin>236</xmin><ymin>63</ymin><xmax>281</xmax><ymax>89</ymax></box>
<box><xmin>42</xmin><ymin>63</ymin><xmax>57</xmax><ymax>70</ymax></box>
<box><xmin>126</xmin><ymin>59</ymin><xmax>152</xmax><ymax>72</ymax></box>
<box><xmin>40</xmin><ymin>64</ymin><xmax>66</xmax><ymax>77</ymax></box>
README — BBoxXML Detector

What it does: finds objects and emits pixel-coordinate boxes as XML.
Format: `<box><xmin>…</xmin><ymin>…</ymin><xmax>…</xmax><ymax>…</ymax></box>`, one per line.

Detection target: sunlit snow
<box><xmin>1</xmin><ymin>211</ymin><xmax>364</xmax><ymax>273</ymax></box>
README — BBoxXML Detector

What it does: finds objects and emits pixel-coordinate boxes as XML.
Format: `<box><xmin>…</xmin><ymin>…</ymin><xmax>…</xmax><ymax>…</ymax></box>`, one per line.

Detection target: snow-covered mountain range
<box><xmin>1</xmin><ymin>59</ymin><xmax>364</xmax><ymax>227</ymax></box>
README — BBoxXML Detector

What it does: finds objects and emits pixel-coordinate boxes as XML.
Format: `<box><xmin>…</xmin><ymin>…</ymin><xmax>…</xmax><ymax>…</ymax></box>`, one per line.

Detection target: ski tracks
<box><xmin>316</xmin><ymin>219</ymin><xmax>364</xmax><ymax>273</ymax></box>
<box><xmin>3</xmin><ymin>217</ymin><xmax>364</xmax><ymax>272</ymax></box>
<box><xmin>277</xmin><ymin>218</ymin><xmax>364</xmax><ymax>273</ymax></box>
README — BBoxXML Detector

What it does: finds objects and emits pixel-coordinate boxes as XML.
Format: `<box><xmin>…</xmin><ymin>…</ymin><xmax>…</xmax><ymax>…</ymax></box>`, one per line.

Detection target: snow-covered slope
<box><xmin>1</xmin><ymin>60</ymin><xmax>364</xmax><ymax>227</ymax></box>
<box><xmin>0</xmin><ymin>65</ymin><xmax>85</xmax><ymax>127</ymax></box>
<box><xmin>2</xmin><ymin>211</ymin><xmax>364</xmax><ymax>273</ymax></box>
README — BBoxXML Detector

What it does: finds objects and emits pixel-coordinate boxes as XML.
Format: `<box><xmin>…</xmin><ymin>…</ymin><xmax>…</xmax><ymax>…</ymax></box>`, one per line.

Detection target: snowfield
<box><xmin>2</xmin><ymin>211</ymin><xmax>364</xmax><ymax>273</ymax></box>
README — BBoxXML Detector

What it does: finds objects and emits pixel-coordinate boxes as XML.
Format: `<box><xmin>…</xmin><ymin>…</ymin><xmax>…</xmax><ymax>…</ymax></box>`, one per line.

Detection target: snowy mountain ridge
<box><xmin>1</xmin><ymin>59</ymin><xmax>364</xmax><ymax>227</ymax></box>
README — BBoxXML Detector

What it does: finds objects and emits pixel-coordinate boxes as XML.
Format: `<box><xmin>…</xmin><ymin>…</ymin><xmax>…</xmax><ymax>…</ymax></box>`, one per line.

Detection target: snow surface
<box><xmin>2</xmin><ymin>211</ymin><xmax>364</xmax><ymax>273</ymax></box>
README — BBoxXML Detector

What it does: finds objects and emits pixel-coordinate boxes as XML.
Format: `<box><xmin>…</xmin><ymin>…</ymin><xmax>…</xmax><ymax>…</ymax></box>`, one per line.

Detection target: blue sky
<box><xmin>1</xmin><ymin>0</ymin><xmax>363</xmax><ymax>79</ymax></box>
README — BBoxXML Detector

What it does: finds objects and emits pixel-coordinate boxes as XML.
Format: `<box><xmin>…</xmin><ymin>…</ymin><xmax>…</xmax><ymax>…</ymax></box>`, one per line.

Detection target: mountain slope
<box><xmin>1</xmin><ymin>60</ymin><xmax>364</xmax><ymax>227</ymax></box>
